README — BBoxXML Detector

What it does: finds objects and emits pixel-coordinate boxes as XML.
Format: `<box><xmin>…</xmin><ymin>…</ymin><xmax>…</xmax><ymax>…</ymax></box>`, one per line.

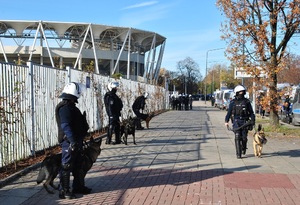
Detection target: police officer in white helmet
<box><xmin>55</xmin><ymin>82</ymin><xmax>90</xmax><ymax>199</ymax></box>
<box><xmin>132</xmin><ymin>92</ymin><xmax>153</xmax><ymax>130</ymax></box>
<box><xmin>104</xmin><ymin>81</ymin><xmax>123</xmax><ymax>144</ymax></box>
<box><xmin>225</xmin><ymin>85</ymin><xmax>255</xmax><ymax>159</ymax></box>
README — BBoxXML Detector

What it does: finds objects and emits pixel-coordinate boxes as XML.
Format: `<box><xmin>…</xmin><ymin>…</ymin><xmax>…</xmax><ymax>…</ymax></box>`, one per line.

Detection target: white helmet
<box><xmin>59</xmin><ymin>82</ymin><xmax>84</xmax><ymax>101</ymax></box>
<box><xmin>108</xmin><ymin>81</ymin><xmax>119</xmax><ymax>91</ymax></box>
<box><xmin>234</xmin><ymin>85</ymin><xmax>246</xmax><ymax>94</ymax></box>
<box><xmin>143</xmin><ymin>92</ymin><xmax>149</xmax><ymax>99</ymax></box>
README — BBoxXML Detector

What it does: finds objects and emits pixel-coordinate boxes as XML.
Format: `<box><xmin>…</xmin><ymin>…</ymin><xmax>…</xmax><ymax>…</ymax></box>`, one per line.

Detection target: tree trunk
<box><xmin>268</xmin><ymin>57</ymin><xmax>280</xmax><ymax>127</ymax></box>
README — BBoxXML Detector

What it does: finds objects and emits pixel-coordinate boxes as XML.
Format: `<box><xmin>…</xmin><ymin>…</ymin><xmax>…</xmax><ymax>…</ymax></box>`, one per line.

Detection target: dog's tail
<box><xmin>36</xmin><ymin>166</ymin><xmax>46</xmax><ymax>184</ymax></box>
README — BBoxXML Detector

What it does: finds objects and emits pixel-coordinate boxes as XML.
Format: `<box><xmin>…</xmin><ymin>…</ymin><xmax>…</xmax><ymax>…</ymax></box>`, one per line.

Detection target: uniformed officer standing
<box><xmin>104</xmin><ymin>81</ymin><xmax>123</xmax><ymax>144</ymax></box>
<box><xmin>55</xmin><ymin>82</ymin><xmax>90</xmax><ymax>199</ymax></box>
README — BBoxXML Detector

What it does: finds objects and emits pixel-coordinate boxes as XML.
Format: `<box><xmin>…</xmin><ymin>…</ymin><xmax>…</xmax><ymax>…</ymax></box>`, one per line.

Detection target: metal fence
<box><xmin>0</xmin><ymin>62</ymin><xmax>167</xmax><ymax>168</ymax></box>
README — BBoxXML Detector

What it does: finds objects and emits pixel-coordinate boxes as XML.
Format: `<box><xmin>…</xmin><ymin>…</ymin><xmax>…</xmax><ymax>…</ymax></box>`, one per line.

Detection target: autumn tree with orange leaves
<box><xmin>217</xmin><ymin>0</ymin><xmax>300</xmax><ymax>126</ymax></box>
<box><xmin>278</xmin><ymin>54</ymin><xmax>300</xmax><ymax>84</ymax></box>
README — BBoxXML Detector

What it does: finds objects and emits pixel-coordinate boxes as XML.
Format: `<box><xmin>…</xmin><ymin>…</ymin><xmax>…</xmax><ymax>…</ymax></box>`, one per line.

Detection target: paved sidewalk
<box><xmin>1</xmin><ymin>100</ymin><xmax>300</xmax><ymax>205</ymax></box>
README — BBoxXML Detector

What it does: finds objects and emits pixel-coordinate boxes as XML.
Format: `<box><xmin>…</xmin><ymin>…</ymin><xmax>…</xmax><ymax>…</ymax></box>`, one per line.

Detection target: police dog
<box><xmin>36</xmin><ymin>137</ymin><xmax>102</xmax><ymax>194</ymax></box>
<box><xmin>253</xmin><ymin>124</ymin><xmax>267</xmax><ymax>158</ymax></box>
<box><xmin>145</xmin><ymin>112</ymin><xmax>155</xmax><ymax>129</ymax></box>
<box><xmin>120</xmin><ymin>117</ymin><xmax>136</xmax><ymax>145</ymax></box>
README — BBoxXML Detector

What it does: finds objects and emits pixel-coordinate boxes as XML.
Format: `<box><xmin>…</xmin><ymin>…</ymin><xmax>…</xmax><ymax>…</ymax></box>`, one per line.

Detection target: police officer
<box><xmin>188</xmin><ymin>94</ymin><xmax>193</xmax><ymax>110</ymax></box>
<box><xmin>257</xmin><ymin>91</ymin><xmax>265</xmax><ymax>117</ymax></box>
<box><xmin>55</xmin><ymin>82</ymin><xmax>90</xmax><ymax>199</ymax></box>
<box><xmin>132</xmin><ymin>92</ymin><xmax>152</xmax><ymax>130</ymax></box>
<box><xmin>104</xmin><ymin>81</ymin><xmax>123</xmax><ymax>145</ymax></box>
<box><xmin>283</xmin><ymin>94</ymin><xmax>291</xmax><ymax>121</ymax></box>
<box><xmin>171</xmin><ymin>94</ymin><xmax>176</xmax><ymax>110</ymax></box>
<box><xmin>225</xmin><ymin>85</ymin><xmax>255</xmax><ymax>159</ymax></box>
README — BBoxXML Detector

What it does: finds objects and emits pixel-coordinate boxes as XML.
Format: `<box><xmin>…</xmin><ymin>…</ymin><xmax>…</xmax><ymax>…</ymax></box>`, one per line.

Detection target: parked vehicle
<box><xmin>214</xmin><ymin>90</ymin><xmax>222</xmax><ymax>108</ymax></box>
<box><xmin>192</xmin><ymin>94</ymin><xmax>201</xmax><ymax>101</ymax></box>
<box><xmin>201</xmin><ymin>94</ymin><xmax>211</xmax><ymax>101</ymax></box>
<box><xmin>290</xmin><ymin>86</ymin><xmax>300</xmax><ymax>125</ymax></box>
<box><xmin>220</xmin><ymin>89</ymin><xmax>234</xmax><ymax>110</ymax></box>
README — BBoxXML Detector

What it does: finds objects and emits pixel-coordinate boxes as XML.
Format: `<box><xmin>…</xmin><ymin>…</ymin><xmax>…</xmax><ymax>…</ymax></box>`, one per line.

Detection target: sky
<box><xmin>1</xmin><ymin>0</ymin><xmax>229</xmax><ymax>76</ymax></box>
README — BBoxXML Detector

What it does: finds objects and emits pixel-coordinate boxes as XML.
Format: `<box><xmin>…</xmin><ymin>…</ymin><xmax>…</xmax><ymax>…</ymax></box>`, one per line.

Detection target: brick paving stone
<box><xmin>171</xmin><ymin>184</ymin><xmax>188</xmax><ymax>205</ymax></box>
<box><xmin>262</xmin><ymin>188</ymin><xmax>281</xmax><ymax>204</ymax></box>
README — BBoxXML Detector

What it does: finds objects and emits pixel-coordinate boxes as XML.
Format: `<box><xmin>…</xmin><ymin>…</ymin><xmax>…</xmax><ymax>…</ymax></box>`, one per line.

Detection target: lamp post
<box><xmin>211</xmin><ymin>69</ymin><xmax>214</xmax><ymax>96</ymax></box>
<box><xmin>205</xmin><ymin>47</ymin><xmax>225</xmax><ymax>104</ymax></box>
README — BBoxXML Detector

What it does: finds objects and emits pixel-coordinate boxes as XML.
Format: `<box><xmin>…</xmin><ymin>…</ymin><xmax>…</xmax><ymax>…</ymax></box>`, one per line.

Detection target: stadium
<box><xmin>0</xmin><ymin>20</ymin><xmax>166</xmax><ymax>82</ymax></box>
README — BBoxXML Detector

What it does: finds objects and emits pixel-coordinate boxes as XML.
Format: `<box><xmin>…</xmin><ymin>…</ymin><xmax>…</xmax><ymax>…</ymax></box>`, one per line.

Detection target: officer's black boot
<box><xmin>136</xmin><ymin>119</ymin><xmax>144</xmax><ymax>130</ymax></box>
<box><xmin>59</xmin><ymin>170</ymin><xmax>76</xmax><ymax>199</ymax></box>
<box><xmin>73</xmin><ymin>169</ymin><xmax>92</xmax><ymax>194</ymax></box>
<box><xmin>235</xmin><ymin>133</ymin><xmax>242</xmax><ymax>159</ymax></box>
<box><xmin>242</xmin><ymin>137</ymin><xmax>248</xmax><ymax>155</ymax></box>
<box><xmin>235</xmin><ymin>139</ymin><xmax>242</xmax><ymax>159</ymax></box>
<box><xmin>106</xmin><ymin>126</ymin><xmax>113</xmax><ymax>144</ymax></box>
<box><xmin>114</xmin><ymin>124</ymin><xmax>121</xmax><ymax>144</ymax></box>
<box><xmin>288</xmin><ymin>113</ymin><xmax>292</xmax><ymax>124</ymax></box>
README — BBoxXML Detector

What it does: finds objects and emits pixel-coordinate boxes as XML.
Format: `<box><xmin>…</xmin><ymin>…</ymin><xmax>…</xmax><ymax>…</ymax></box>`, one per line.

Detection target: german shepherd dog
<box><xmin>253</xmin><ymin>124</ymin><xmax>267</xmax><ymax>158</ymax></box>
<box><xmin>145</xmin><ymin>112</ymin><xmax>155</xmax><ymax>129</ymax></box>
<box><xmin>120</xmin><ymin>117</ymin><xmax>136</xmax><ymax>145</ymax></box>
<box><xmin>36</xmin><ymin>137</ymin><xmax>102</xmax><ymax>194</ymax></box>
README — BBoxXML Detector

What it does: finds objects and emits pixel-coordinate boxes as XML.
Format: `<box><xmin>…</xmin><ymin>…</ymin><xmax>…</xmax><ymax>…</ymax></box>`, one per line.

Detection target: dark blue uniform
<box><xmin>104</xmin><ymin>90</ymin><xmax>123</xmax><ymax>144</ymax></box>
<box><xmin>225</xmin><ymin>97</ymin><xmax>255</xmax><ymax>158</ymax></box>
<box><xmin>55</xmin><ymin>99</ymin><xmax>89</xmax><ymax>197</ymax></box>
<box><xmin>132</xmin><ymin>95</ymin><xmax>150</xmax><ymax>129</ymax></box>
<box><xmin>132</xmin><ymin>95</ymin><xmax>148</xmax><ymax>120</ymax></box>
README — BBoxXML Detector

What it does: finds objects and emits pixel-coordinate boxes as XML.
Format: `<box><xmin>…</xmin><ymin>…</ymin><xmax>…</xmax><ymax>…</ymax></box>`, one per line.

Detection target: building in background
<box><xmin>0</xmin><ymin>20</ymin><xmax>166</xmax><ymax>83</ymax></box>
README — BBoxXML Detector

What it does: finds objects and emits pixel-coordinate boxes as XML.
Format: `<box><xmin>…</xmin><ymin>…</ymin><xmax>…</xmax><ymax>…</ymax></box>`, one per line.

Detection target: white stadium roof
<box><xmin>0</xmin><ymin>20</ymin><xmax>166</xmax><ymax>81</ymax></box>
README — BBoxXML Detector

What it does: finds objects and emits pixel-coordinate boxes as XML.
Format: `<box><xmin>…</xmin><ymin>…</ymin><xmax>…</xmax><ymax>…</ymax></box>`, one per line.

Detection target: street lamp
<box><xmin>205</xmin><ymin>47</ymin><xmax>225</xmax><ymax>104</ymax></box>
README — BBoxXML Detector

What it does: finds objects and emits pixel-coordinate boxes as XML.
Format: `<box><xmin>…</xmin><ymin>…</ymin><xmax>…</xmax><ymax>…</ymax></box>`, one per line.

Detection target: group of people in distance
<box><xmin>170</xmin><ymin>94</ymin><xmax>193</xmax><ymax>110</ymax></box>
<box><xmin>55</xmin><ymin>81</ymin><xmax>152</xmax><ymax>199</ymax></box>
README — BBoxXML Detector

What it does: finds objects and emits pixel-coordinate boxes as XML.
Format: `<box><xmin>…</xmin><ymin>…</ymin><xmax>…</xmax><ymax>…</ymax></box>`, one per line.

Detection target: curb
<box><xmin>0</xmin><ymin>162</ymin><xmax>41</xmax><ymax>189</ymax></box>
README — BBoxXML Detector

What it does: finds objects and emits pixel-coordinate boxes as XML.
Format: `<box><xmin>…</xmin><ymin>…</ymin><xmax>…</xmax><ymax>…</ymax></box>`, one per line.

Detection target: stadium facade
<box><xmin>0</xmin><ymin>20</ymin><xmax>166</xmax><ymax>83</ymax></box>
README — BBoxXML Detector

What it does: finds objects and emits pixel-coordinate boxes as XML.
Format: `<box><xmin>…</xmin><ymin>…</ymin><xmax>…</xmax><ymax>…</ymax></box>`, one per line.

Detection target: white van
<box><xmin>290</xmin><ymin>86</ymin><xmax>300</xmax><ymax>125</ymax></box>
<box><xmin>220</xmin><ymin>89</ymin><xmax>234</xmax><ymax>110</ymax></box>
<box><xmin>214</xmin><ymin>90</ymin><xmax>222</xmax><ymax>108</ymax></box>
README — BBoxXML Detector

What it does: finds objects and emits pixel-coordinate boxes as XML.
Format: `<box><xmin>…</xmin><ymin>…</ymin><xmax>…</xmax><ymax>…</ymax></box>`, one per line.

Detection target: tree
<box><xmin>217</xmin><ymin>0</ymin><xmax>300</xmax><ymax>126</ymax></box>
<box><xmin>278</xmin><ymin>54</ymin><xmax>300</xmax><ymax>84</ymax></box>
<box><xmin>205</xmin><ymin>64</ymin><xmax>240</xmax><ymax>94</ymax></box>
<box><xmin>176</xmin><ymin>57</ymin><xmax>202</xmax><ymax>94</ymax></box>
<box><xmin>157</xmin><ymin>68</ymin><xmax>170</xmax><ymax>87</ymax></box>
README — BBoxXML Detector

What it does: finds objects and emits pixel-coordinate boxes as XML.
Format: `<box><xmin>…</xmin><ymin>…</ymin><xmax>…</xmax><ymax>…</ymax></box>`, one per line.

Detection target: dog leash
<box><xmin>227</xmin><ymin>121</ymin><xmax>254</xmax><ymax>131</ymax></box>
